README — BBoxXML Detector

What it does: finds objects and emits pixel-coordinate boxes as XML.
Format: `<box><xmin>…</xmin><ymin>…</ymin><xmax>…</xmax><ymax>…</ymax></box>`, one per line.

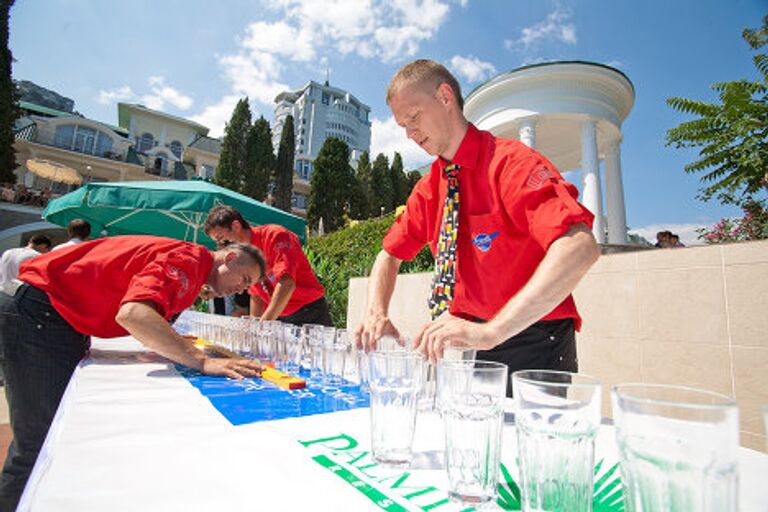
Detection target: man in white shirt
<box><xmin>0</xmin><ymin>235</ymin><xmax>52</xmax><ymax>295</ymax></box>
<box><xmin>51</xmin><ymin>219</ymin><xmax>91</xmax><ymax>251</ymax></box>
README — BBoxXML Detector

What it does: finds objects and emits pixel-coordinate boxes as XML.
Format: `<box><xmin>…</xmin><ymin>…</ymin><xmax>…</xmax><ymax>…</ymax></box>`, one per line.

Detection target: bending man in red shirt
<box><xmin>355</xmin><ymin>59</ymin><xmax>600</xmax><ymax>377</ymax></box>
<box><xmin>204</xmin><ymin>206</ymin><xmax>333</xmax><ymax>326</ymax></box>
<box><xmin>0</xmin><ymin>235</ymin><xmax>266</xmax><ymax>511</ymax></box>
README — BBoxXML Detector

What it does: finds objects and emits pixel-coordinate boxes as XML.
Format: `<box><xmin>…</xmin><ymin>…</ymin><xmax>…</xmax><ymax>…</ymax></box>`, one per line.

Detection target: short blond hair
<box><xmin>386</xmin><ymin>59</ymin><xmax>464</xmax><ymax>109</ymax></box>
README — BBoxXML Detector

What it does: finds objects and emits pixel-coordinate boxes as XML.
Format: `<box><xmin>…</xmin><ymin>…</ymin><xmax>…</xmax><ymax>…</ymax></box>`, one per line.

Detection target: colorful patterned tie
<box><xmin>428</xmin><ymin>164</ymin><xmax>460</xmax><ymax>320</ymax></box>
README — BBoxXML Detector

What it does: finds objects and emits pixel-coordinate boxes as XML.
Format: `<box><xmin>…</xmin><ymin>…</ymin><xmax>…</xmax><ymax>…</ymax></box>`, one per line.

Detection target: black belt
<box><xmin>15</xmin><ymin>282</ymin><xmax>51</xmax><ymax>303</ymax></box>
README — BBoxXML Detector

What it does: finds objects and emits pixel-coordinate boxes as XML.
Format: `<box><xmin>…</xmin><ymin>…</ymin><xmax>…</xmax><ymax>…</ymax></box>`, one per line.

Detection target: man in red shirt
<box><xmin>355</xmin><ymin>59</ymin><xmax>600</xmax><ymax>377</ymax></box>
<box><xmin>0</xmin><ymin>235</ymin><xmax>266</xmax><ymax>510</ymax></box>
<box><xmin>204</xmin><ymin>206</ymin><xmax>332</xmax><ymax>326</ymax></box>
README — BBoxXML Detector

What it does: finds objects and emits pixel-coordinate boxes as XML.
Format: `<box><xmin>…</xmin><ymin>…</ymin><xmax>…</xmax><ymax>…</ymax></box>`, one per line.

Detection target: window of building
<box><xmin>138</xmin><ymin>133</ymin><xmax>155</xmax><ymax>153</ymax></box>
<box><xmin>96</xmin><ymin>132</ymin><xmax>113</xmax><ymax>157</ymax></box>
<box><xmin>73</xmin><ymin>126</ymin><xmax>96</xmax><ymax>154</ymax></box>
<box><xmin>322</xmin><ymin>92</ymin><xmax>330</xmax><ymax>105</ymax></box>
<box><xmin>54</xmin><ymin>124</ymin><xmax>114</xmax><ymax>157</ymax></box>
<box><xmin>169</xmin><ymin>140</ymin><xmax>183</xmax><ymax>159</ymax></box>
<box><xmin>201</xmin><ymin>165</ymin><xmax>216</xmax><ymax>179</ymax></box>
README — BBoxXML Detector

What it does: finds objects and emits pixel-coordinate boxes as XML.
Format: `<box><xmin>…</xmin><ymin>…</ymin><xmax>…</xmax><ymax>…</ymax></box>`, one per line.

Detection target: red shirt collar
<box><xmin>436</xmin><ymin>123</ymin><xmax>482</xmax><ymax>173</ymax></box>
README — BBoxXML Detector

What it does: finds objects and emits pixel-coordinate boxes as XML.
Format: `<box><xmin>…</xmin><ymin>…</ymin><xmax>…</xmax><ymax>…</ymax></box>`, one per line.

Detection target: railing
<box><xmin>13</xmin><ymin>123</ymin><xmax>37</xmax><ymax>141</ymax></box>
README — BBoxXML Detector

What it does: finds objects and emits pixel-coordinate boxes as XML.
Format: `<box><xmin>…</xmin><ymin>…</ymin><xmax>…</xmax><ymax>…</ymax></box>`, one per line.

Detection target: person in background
<box><xmin>204</xmin><ymin>206</ymin><xmax>333</xmax><ymax>326</ymax></box>
<box><xmin>0</xmin><ymin>235</ymin><xmax>266</xmax><ymax>510</ymax></box>
<box><xmin>0</xmin><ymin>235</ymin><xmax>52</xmax><ymax>295</ymax></box>
<box><xmin>654</xmin><ymin>231</ymin><xmax>671</xmax><ymax>248</ymax></box>
<box><xmin>355</xmin><ymin>59</ymin><xmax>599</xmax><ymax>383</ymax></box>
<box><xmin>52</xmin><ymin>218</ymin><xmax>91</xmax><ymax>250</ymax></box>
<box><xmin>670</xmin><ymin>234</ymin><xmax>685</xmax><ymax>248</ymax></box>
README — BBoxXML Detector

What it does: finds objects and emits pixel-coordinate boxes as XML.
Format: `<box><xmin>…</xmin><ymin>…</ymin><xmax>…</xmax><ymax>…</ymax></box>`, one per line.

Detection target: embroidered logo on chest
<box><xmin>471</xmin><ymin>232</ymin><xmax>500</xmax><ymax>252</ymax></box>
<box><xmin>526</xmin><ymin>167</ymin><xmax>554</xmax><ymax>189</ymax></box>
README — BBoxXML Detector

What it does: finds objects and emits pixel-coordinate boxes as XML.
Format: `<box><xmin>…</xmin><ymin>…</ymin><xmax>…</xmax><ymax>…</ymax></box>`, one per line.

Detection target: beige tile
<box><xmin>741</xmin><ymin>431</ymin><xmax>767</xmax><ymax>453</ymax></box>
<box><xmin>732</xmin><ymin>347</ymin><xmax>768</xmax><ymax>434</ymax></box>
<box><xmin>641</xmin><ymin>341</ymin><xmax>733</xmax><ymax>395</ymax></box>
<box><xmin>388</xmin><ymin>273</ymin><xmax>431</xmax><ymax>338</ymax></box>
<box><xmin>345</xmin><ymin>277</ymin><xmax>368</xmax><ymax>332</ymax></box>
<box><xmin>725</xmin><ymin>264</ymin><xmax>768</xmax><ymax>348</ymax></box>
<box><xmin>578</xmin><ymin>339</ymin><xmax>642</xmax><ymax>420</ymax></box>
<box><xmin>637</xmin><ymin>268</ymin><xmax>728</xmax><ymax>344</ymax></box>
<box><xmin>636</xmin><ymin>244</ymin><xmax>722</xmax><ymax>270</ymax></box>
<box><xmin>587</xmin><ymin>251</ymin><xmax>637</xmax><ymax>274</ymax></box>
<box><xmin>575</xmin><ymin>271</ymin><xmax>639</xmax><ymax>341</ymax></box>
<box><xmin>722</xmin><ymin>239</ymin><xmax>768</xmax><ymax>265</ymax></box>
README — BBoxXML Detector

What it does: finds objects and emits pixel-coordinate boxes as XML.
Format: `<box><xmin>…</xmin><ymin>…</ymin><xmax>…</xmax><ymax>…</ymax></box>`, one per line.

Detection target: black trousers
<box><xmin>278</xmin><ymin>296</ymin><xmax>334</xmax><ymax>327</ymax></box>
<box><xmin>476</xmin><ymin>318</ymin><xmax>578</xmax><ymax>396</ymax></box>
<box><xmin>0</xmin><ymin>284</ymin><xmax>90</xmax><ymax>511</ymax></box>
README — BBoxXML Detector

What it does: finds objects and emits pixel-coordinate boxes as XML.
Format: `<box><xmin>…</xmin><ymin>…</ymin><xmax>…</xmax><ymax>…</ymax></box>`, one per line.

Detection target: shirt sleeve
<box><xmin>121</xmin><ymin>249</ymin><xmax>202</xmax><ymax>319</ymax></box>
<box><xmin>383</xmin><ymin>177</ymin><xmax>433</xmax><ymax>261</ymax></box>
<box><xmin>501</xmin><ymin>157</ymin><xmax>594</xmax><ymax>250</ymax></box>
<box><xmin>268</xmin><ymin>231</ymin><xmax>300</xmax><ymax>282</ymax></box>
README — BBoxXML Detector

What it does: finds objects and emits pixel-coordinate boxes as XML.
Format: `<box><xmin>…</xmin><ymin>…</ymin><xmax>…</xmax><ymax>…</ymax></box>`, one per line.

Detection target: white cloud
<box><xmin>96</xmin><ymin>86</ymin><xmax>135</xmax><ymax>105</ymax></box>
<box><xmin>449</xmin><ymin>55</ymin><xmax>497</xmax><ymax>83</ymax></box>
<box><xmin>628</xmin><ymin>223</ymin><xmax>707</xmax><ymax>247</ymax></box>
<box><xmin>241</xmin><ymin>21</ymin><xmax>316</xmax><ymax>62</ymax></box>
<box><xmin>140</xmin><ymin>76</ymin><xmax>194</xmax><ymax>111</ymax></box>
<box><xmin>506</xmin><ymin>5</ymin><xmax>577</xmax><ymax>50</ymax></box>
<box><xmin>219</xmin><ymin>53</ymin><xmax>288</xmax><ymax>105</ymax></box>
<box><xmin>371</xmin><ymin>115</ymin><xmax>431</xmax><ymax>171</ymax></box>
<box><xmin>190</xmin><ymin>95</ymin><xmax>242</xmax><ymax>138</ymax></box>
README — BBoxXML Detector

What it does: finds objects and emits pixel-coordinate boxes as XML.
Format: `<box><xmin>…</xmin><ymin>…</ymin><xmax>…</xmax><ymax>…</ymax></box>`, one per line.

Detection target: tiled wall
<box><xmin>347</xmin><ymin>239</ymin><xmax>768</xmax><ymax>452</ymax></box>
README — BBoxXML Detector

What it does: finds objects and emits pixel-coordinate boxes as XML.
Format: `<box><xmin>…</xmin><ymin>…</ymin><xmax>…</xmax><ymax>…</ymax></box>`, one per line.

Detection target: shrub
<box><xmin>698</xmin><ymin>201</ymin><xmax>768</xmax><ymax>243</ymax></box>
<box><xmin>306</xmin><ymin>214</ymin><xmax>433</xmax><ymax>327</ymax></box>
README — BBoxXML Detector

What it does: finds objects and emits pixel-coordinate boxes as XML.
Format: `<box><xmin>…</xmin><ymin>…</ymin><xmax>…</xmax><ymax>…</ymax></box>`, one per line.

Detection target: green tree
<box><xmin>370</xmin><ymin>153</ymin><xmax>393</xmax><ymax>216</ymax></box>
<box><xmin>666</xmin><ymin>16</ymin><xmax>768</xmax><ymax>209</ymax></box>
<box><xmin>0</xmin><ymin>0</ymin><xmax>18</xmax><ymax>184</ymax></box>
<box><xmin>274</xmin><ymin>114</ymin><xmax>295</xmax><ymax>212</ymax></box>
<box><xmin>308</xmin><ymin>137</ymin><xmax>357</xmax><ymax>232</ymax></box>
<box><xmin>406</xmin><ymin>170</ymin><xmax>422</xmax><ymax>196</ymax></box>
<box><xmin>216</xmin><ymin>97</ymin><xmax>251</xmax><ymax>193</ymax></box>
<box><xmin>355</xmin><ymin>150</ymin><xmax>372</xmax><ymax>217</ymax></box>
<box><xmin>243</xmin><ymin>115</ymin><xmax>273</xmax><ymax>201</ymax></box>
<box><xmin>390</xmin><ymin>152</ymin><xmax>409</xmax><ymax>208</ymax></box>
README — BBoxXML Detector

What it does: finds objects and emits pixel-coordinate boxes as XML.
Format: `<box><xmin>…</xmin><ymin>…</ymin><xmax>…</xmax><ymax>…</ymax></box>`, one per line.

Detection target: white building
<box><xmin>273</xmin><ymin>80</ymin><xmax>371</xmax><ymax>212</ymax></box>
<box><xmin>464</xmin><ymin>61</ymin><xmax>635</xmax><ymax>244</ymax></box>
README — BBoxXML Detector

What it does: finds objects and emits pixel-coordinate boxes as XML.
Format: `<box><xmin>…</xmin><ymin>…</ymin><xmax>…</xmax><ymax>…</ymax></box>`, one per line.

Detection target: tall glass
<box><xmin>612</xmin><ymin>384</ymin><xmax>739</xmax><ymax>512</ymax></box>
<box><xmin>369</xmin><ymin>351</ymin><xmax>424</xmax><ymax>467</ymax></box>
<box><xmin>439</xmin><ymin>360</ymin><xmax>507</xmax><ymax>506</ymax></box>
<box><xmin>283</xmin><ymin>324</ymin><xmax>303</xmax><ymax>374</ymax></box>
<box><xmin>322</xmin><ymin>327</ymin><xmax>347</xmax><ymax>385</ymax></box>
<box><xmin>513</xmin><ymin>370</ymin><xmax>601</xmax><ymax>512</ymax></box>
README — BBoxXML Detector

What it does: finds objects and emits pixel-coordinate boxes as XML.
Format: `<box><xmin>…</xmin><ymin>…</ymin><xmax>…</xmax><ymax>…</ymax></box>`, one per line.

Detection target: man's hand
<box><xmin>201</xmin><ymin>357</ymin><xmax>264</xmax><ymax>380</ymax></box>
<box><xmin>413</xmin><ymin>314</ymin><xmax>498</xmax><ymax>362</ymax></box>
<box><xmin>355</xmin><ymin>312</ymin><xmax>401</xmax><ymax>352</ymax></box>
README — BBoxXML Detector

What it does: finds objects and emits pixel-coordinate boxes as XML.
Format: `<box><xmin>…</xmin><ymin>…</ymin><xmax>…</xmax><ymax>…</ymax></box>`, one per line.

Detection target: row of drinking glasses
<box><xmin>366</xmin><ymin>351</ymin><xmax>741</xmax><ymax>512</ymax></box>
<box><xmin>175</xmin><ymin>310</ymin><xmax>353</xmax><ymax>385</ymax></box>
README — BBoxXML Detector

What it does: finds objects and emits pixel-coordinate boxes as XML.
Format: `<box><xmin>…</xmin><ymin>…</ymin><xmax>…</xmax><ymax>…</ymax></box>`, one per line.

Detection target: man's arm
<box><xmin>249</xmin><ymin>294</ymin><xmax>266</xmax><ymax>317</ymax></box>
<box><xmin>354</xmin><ymin>249</ymin><xmax>404</xmax><ymax>351</ymax></box>
<box><xmin>414</xmin><ymin>223</ymin><xmax>599</xmax><ymax>360</ymax></box>
<box><xmin>116</xmin><ymin>301</ymin><xmax>263</xmax><ymax>379</ymax></box>
<box><xmin>260</xmin><ymin>275</ymin><xmax>296</xmax><ymax>320</ymax></box>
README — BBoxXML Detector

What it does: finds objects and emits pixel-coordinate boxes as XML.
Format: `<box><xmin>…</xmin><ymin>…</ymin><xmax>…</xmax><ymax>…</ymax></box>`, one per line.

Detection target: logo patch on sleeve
<box><xmin>526</xmin><ymin>167</ymin><xmax>555</xmax><ymax>189</ymax></box>
<box><xmin>471</xmin><ymin>232</ymin><xmax>500</xmax><ymax>252</ymax></box>
<box><xmin>166</xmin><ymin>265</ymin><xmax>190</xmax><ymax>298</ymax></box>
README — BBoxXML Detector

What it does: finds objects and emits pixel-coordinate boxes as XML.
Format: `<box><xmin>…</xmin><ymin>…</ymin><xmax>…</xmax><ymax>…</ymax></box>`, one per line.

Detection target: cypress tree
<box><xmin>406</xmin><ymin>170</ymin><xmax>422</xmax><ymax>196</ymax></box>
<box><xmin>308</xmin><ymin>137</ymin><xmax>356</xmax><ymax>232</ymax></box>
<box><xmin>0</xmin><ymin>0</ymin><xmax>18</xmax><ymax>184</ymax></box>
<box><xmin>370</xmin><ymin>153</ymin><xmax>393</xmax><ymax>216</ymax></box>
<box><xmin>355</xmin><ymin>150</ymin><xmax>372</xmax><ymax>217</ymax></box>
<box><xmin>390</xmin><ymin>152</ymin><xmax>408</xmax><ymax>208</ymax></box>
<box><xmin>216</xmin><ymin>97</ymin><xmax>252</xmax><ymax>193</ymax></box>
<box><xmin>274</xmin><ymin>114</ymin><xmax>295</xmax><ymax>212</ymax></box>
<box><xmin>243</xmin><ymin>115</ymin><xmax>273</xmax><ymax>201</ymax></box>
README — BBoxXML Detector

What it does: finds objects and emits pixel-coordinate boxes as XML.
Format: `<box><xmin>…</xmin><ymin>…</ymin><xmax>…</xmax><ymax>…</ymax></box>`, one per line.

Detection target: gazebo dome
<box><xmin>464</xmin><ymin>61</ymin><xmax>635</xmax><ymax>244</ymax></box>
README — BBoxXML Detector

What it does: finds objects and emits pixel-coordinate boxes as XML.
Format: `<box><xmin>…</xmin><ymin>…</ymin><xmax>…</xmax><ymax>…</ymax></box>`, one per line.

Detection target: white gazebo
<box><xmin>463</xmin><ymin>61</ymin><xmax>635</xmax><ymax>244</ymax></box>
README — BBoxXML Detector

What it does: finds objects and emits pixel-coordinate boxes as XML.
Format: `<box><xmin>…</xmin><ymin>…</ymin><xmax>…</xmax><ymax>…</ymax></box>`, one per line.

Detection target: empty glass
<box><xmin>369</xmin><ymin>351</ymin><xmax>424</xmax><ymax>467</ymax></box>
<box><xmin>439</xmin><ymin>360</ymin><xmax>507</xmax><ymax>506</ymax></box>
<box><xmin>322</xmin><ymin>327</ymin><xmax>348</xmax><ymax>385</ymax></box>
<box><xmin>283</xmin><ymin>324</ymin><xmax>303</xmax><ymax>374</ymax></box>
<box><xmin>612</xmin><ymin>384</ymin><xmax>739</xmax><ymax>512</ymax></box>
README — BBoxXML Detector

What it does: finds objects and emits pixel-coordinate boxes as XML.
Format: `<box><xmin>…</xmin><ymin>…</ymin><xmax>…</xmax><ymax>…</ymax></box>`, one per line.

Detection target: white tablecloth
<box><xmin>18</xmin><ymin>338</ymin><xmax>768</xmax><ymax>511</ymax></box>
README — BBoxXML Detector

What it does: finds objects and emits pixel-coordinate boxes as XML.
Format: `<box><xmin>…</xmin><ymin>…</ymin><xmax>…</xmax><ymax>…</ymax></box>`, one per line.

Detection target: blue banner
<box><xmin>178</xmin><ymin>367</ymin><xmax>370</xmax><ymax>426</ymax></box>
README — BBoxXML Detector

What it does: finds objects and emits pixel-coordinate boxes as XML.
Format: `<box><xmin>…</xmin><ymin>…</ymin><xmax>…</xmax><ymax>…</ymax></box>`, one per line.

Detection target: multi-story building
<box><xmin>272</xmin><ymin>80</ymin><xmax>371</xmax><ymax>213</ymax></box>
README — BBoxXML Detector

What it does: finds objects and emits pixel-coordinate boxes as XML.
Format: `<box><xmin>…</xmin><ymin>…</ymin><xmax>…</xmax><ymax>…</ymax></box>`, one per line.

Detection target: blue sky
<box><xmin>9</xmin><ymin>0</ymin><xmax>766</xmax><ymax>244</ymax></box>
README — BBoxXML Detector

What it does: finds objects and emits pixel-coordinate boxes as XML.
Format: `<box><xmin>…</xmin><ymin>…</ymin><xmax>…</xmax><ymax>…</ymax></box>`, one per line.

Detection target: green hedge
<box><xmin>305</xmin><ymin>214</ymin><xmax>433</xmax><ymax>327</ymax></box>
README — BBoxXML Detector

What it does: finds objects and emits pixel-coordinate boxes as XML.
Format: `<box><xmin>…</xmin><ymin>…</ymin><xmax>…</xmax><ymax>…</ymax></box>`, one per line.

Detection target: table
<box><xmin>18</xmin><ymin>338</ymin><xmax>768</xmax><ymax>511</ymax></box>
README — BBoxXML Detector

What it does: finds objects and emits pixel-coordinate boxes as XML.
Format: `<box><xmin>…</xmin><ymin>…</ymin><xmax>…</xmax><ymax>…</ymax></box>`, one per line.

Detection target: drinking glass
<box><xmin>283</xmin><ymin>324</ymin><xmax>303</xmax><ymax>374</ymax></box>
<box><xmin>439</xmin><ymin>360</ymin><xmax>507</xmax><ymax>506</ymax></box>
<box><xmin>322</xmin><ymin>327</ymin><xmax>348</xmax><ymax>385</ymax></box>
<box><xmin>369</xmin><ymin>351</ymin><xmax>424</xmax><ymax>467</ymax></box>
<box><xmin>612</xmin><ymin>384</ymin><xmax>739</xmax><ymax>512</ymax></box>
<box><xmin>513</xmin><ymin>370</ymin><xmax>601</xmax><ymax>512</ymax></box>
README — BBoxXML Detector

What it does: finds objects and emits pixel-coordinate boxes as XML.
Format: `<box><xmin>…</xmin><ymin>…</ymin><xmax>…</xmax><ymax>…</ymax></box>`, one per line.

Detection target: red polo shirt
<box><xmin>18</xmin><ymin>235</ymin><xmax>212</xmax><ymax>338</ymax></box>
<box><xmin>246</xmin><ymin>225</ymin><xmax>325</xmax><ymax>315</ymax></box>
<box><xmin>383</xmin><ymin>124</ymin><xmax>594</xmax><ymax>328</ymax></box>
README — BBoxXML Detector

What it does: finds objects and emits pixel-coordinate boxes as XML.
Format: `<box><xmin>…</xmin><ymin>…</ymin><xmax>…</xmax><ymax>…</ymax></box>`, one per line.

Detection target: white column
<box><xmin>581</xmin><ymin>118</ymin><xmax>605</xmax><ymax>243</ymax></box>
<box><xmin>605</xmin><ymin>138</ymin><xmax>628</xmax><ymax>244</ymax></box>
<box><xmin>518</xmin><ymin>116</ymin><xmax>537</xmax><ymax>148</ymax></box>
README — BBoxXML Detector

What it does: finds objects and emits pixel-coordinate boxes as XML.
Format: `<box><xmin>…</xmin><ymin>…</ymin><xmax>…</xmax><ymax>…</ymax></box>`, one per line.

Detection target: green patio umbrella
<box><xmin>42</xmin><ymin>180</ymin><xmax>306</xmax><ymax>248</ymax></box>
